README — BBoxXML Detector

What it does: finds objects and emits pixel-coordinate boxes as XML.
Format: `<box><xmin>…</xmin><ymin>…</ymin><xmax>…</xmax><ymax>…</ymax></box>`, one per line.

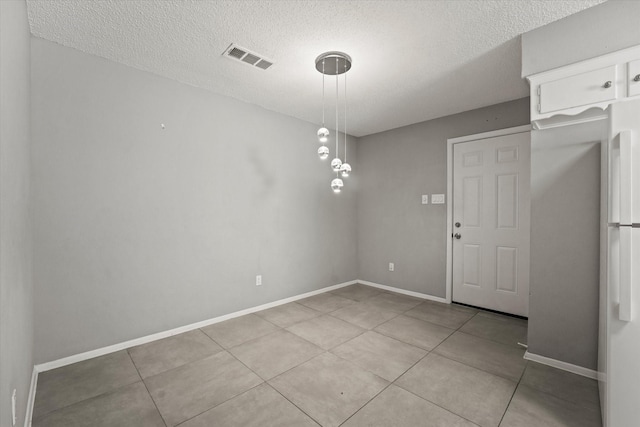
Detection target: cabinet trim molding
<box><xmin>526</xmin><ymin>44</ymin><xmax>640</xmax><ymax>128</ymax></box>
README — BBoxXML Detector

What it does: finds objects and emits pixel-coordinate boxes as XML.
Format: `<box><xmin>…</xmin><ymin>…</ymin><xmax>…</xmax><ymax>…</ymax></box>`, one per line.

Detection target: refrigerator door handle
<box><xmin>619</xmin><ymin>226</ymin><xmax>632</xmax><ymax>322</ymax></box>
<box><xmin>619</xmin><ymin>130</ymin><xmax>633</xmax><ymax>225</ymax></box>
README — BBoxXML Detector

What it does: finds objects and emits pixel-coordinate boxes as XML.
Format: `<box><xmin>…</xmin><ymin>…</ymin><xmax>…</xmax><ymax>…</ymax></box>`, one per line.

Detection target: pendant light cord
<box><xmin>335</xmin><ymin>57</ymin><xmax>339</xmax><ymax>176</ymax></box>
<box><xmin>322</xmin><ymin>59</ymin><xmax>325</xmax><ymax>127</ymax></box>
<box><xmin>344</xmin><ymin>62</ymin><xmax>347</xmax><ymax>163</ymax></box>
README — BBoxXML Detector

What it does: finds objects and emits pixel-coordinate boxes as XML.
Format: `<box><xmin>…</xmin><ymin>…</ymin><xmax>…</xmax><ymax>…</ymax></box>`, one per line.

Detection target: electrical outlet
<box><xmin>256</xmin><ymin>275</ymin><xmax>262</xmax><ymax>286</ymax></box>
<box><xmin>11</xmin><ymin>389</ymin><xmax>16</xmax><ymax>426</ymax></box>
<box><xmin>421</xmin><ymin>195</ymin><xmax>429</xmax><ymax>204</ymax></box>
<box><xmin>389</xmin><ymin>262</ymin><xmax>395</xmax><ymax>272</ymax></box>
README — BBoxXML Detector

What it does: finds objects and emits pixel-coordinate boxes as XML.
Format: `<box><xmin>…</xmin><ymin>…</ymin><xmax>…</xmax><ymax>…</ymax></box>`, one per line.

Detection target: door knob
<box><xmin>455</xmin><ymin>222</ymin><xmax>461</xmax><ymax>228</ymax></box>
<box><xmin>603</xmin><ymin>81</ymin><xmax>612</xmax><ymax>88</ymax></box>
<box><xmin>454</xmin><ymin>233</ymin><xmax>462</xmax><ymax>239</ymax></box>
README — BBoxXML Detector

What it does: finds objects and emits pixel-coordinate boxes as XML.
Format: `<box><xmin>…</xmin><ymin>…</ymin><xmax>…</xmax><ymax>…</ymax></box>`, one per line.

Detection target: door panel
<box><xmin>463</xmin><ymin>244</ymin><xmax>481</xmax><ymax>287</ymax></box>
<box><xmin>496</xmin><ymin>174</ymin><xmax>518</xmax><ymax>229</ymax></box>
<box><xmin>463</xmin><ymin>176</ymin><xmax>482</xmax><ymax>227</ymax></box>
<box><xmin>496</xmin><ymin>246</ymin><xmax>517</xmax><ymax>293</ymax></box>
<box><xmin>452</xmin><ymin>131</ymin><xmax>531</xmax><ymax>316</ymax></box>
<box><xmin>497</xmin><ymin>146</ymin><xmax>519</xmax><ymax>163</ymax></box>
<box><xmin>463</xmin><ymin>150</ymin><xmax>483</xmax><ymax>167</ymax></box>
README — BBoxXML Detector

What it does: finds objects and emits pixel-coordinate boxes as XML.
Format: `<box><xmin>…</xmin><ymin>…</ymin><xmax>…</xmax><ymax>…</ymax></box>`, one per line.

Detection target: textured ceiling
<box><xmin>26</xmin><ymin>0</ymin><xmax>605</xmax><ymax>137</ymax></box>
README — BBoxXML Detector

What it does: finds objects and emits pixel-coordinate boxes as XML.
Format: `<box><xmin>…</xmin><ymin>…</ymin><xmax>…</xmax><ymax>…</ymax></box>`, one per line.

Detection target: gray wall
<box><xmin>521</xmin><ymin>0</ymin><xmax>631</xmax><ymax>371</ymax></box>
<box><xmin>522</xmin><ymin>0</ymin><xmax>640</xmax><ymax>77</ymax></box>
<box><xmin>357</xmin><ymin>99</ymin><xmax>530</xmax><ymax>297</ymax></box>
<box><xmin>31</xmin><ymin>38</ymin><xmax>357</xmax><ymax>364</ymax></box>
<box><xmin>0</xmin><ymin>1</ymin><xmax>34</xmax><ymax>425</ymax></box>
<box><xmin>528</xmin><ymin>123</ymin><xmax>604</xmax><ymax>370</ymax></box>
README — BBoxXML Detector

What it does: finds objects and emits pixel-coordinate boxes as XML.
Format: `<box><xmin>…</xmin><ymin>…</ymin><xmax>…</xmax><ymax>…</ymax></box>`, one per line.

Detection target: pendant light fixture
<box><xmin>340</xmin><ymin>66</ymin><xmax>351</xmax><ymax>178</ymax></box>
<box><xmin>315</xmin><ymin>51</ymin><xmax>352</xmax><ymax>193</ymax></box>
<box><xmin>317</xmin><ymin>58</ymin><xmax>330</xmax><ymax>158</ymax></box>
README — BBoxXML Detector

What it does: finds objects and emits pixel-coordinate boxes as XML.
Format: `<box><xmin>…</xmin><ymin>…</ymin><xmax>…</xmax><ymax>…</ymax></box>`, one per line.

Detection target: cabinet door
<box><xmin>539</xmin><ymin>65</ymin><xmax>618</xmax><ymax>114</ymax></box>
<box><xmin>629</xmin><ymin>60</ymin><xmax>640</xmax><ymax>97</ymax></box>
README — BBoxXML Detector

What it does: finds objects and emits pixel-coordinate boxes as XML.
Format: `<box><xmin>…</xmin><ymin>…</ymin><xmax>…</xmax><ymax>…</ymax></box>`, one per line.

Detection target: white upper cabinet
<box><xmin>629</xmin><ymin>59</ymin><xmax>640</xmax><ymax>97</ymax></box>
<box><xmin>527</xmin><ymin>45</ymin><xmax>640</xmax><ymax>129</ymax></box>
<box><xmin>539</xmin><ymin>65</ymin><xmax>619</xmax><ymax>114</ymax></box>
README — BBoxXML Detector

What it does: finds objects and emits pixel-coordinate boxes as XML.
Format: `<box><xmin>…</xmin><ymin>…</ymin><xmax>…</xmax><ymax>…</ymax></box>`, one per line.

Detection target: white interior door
<box><xmin>452</xmin><ymin>131</ymin><xmax>531</xmax><ymax>316</ymax></box>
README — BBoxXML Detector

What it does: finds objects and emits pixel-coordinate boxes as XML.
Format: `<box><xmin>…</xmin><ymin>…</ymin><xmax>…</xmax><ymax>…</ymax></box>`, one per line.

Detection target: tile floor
<box><xmin>32</xmin><ymin>284</ymin><xmax>602</xmax><ymax>427</ymax></box>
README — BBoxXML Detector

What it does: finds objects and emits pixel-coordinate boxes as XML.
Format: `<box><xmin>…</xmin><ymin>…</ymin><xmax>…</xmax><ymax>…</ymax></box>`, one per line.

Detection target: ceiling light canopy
<box><xmin>315</xmin><ymin>51</ymin><xmax>352</xmax><ymax>75</ymax></box>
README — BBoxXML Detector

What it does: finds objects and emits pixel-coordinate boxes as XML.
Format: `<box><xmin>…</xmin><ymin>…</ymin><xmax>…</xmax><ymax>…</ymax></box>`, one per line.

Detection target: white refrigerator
<box><xmin>599</xmin><ymin>98</ymin><xmax>640</xmax><ymax>427</ymax></box>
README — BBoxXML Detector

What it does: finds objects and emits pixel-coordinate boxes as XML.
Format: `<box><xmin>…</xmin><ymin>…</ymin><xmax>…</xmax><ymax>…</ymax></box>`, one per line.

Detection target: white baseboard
<box><xmin>524</xmin><ymin>351</ymin><xmax>598</xmax><ymax>379</ymax></box>
<box><xmin>35</xmin><ymin>279</ymin><xmax>357</xmax><ymax>373</ymax></box>
<box><xmin>24</xmin><ymin>366</ymin><xmax>38</xmax><ymax>427</ymax></box>
<box><xmin>27</xmin><ymin>279</ymin><xmax>442</xmax><ymax>423</ymax></box>
<box><xmin>357</xmin><ymin>280</ymin><xmax>448</xmax><ymax>304</ymax></box>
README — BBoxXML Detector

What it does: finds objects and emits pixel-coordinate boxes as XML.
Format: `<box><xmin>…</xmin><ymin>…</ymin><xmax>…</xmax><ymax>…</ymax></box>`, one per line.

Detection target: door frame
<box><xmin>445</xmin><ymin>124</ymin><xmax>531</xmax><ymax>304</ymax></box>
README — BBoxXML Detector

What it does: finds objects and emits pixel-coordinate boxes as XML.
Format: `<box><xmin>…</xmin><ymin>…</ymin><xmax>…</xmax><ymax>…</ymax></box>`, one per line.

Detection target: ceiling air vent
<box><xmin>228</xmin><ymin>47</ymin><xmax>246</xmax><ymax>59</ymax></box>
<box><xmin>242</xmin><ymin>53</ymin><xmax>260</xmax><ymax>65</ymax></box>
<box><xmin>223</xmin><ymin>44</ymin><xmax>274</xmax><ymax>71</ymax></box>
<box><xmin>255</xmin><ymin>60</ymin><xmax>273</xmax><ymax>70</ymax></box>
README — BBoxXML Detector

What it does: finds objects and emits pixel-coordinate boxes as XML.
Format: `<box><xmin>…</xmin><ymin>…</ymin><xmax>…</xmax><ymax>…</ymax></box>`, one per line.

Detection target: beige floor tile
<box><xmin>331</xmin><ymin>302</ymin><xmax>399</xmax><ymax>329</ymax></box>
<box><xmin>405</xmin><ymin>301</ymin><xmax>476</xmax><ymax>329</ymax></box>
<box><xmin>500</xmin><ymin>384</ymin><xmax>602</xmax><ymax>427</ymax></box>
<box><xmin>33</xmin><ymin>350</ymin><xmax>140</xmax><ymax>419</ymax></box>
<box><xmin>397</xmin><ymin>353</ymin><xmax>516</xmax><ymax>427</ymax></box>
<box><xmin>342</xmin><ymin>384</ymin><xmax>477</xmax><ymax>427</ymax></box>
<box><xmin>128</xmin><ymin>329</ymin><xmax>223</xmax><ymax>378</ymax></box>
<box><xmin>179</xmin><ymin>383</ymin><xmax>317</xmax><ymax>427</ymax></box>
<box><xmin>32</xmin><ymin>382</ymin><xmax>164</xmax><ymax>427</ymax></box>
<box><xmin>269</xmin><ymin>352</ymin><xmax>388</xmax><ymax>427</ymax></box>
<box><xmin>374</xmin><ymin>315</ymin><xmax>454</xmax><ymax>350</ymax></box>
<box><xmin>254</xmin><ymin>302</ymin><xmax>321</xmax><ymax>327</ymax></box>
<box><xmin>144</xmin><ymin>351</ymin><xmax>262</xmax><ymax>426</ymax></box>
<box><xmin>362</xmin><ymin>292</ymin><xmax>423</xmax><ymax>313</ymax></box>
<box><xmin>32</xmin><ymin>289</ymin><xmax>546</xmax><ymax>427</ymax></box>
<box><xmin>287</xmin><ymin>315</ymin><xmax>364</xmax><ymax>350</ymax></box>
<box><xmin>448</xmin><ymin>302</ymin><xmax>480</xmax><ymax>314</ymax></box>
<box><xmin>331</xmin><ymin>331</ymin><xmax>427</xmax><ymax>381</ymax></box>
<box><xmin>297</xmin><ymin>292</ymin><xmax>356</xmax><ymax>313</ymax></box>
<box><xmin>520</xmin><ymin>362</ymin><xmax>600</xmax><ymax>409</ymax></box>
<box><xmin>330</xmin><ymin>284</ymin><xmax>384</xmax><ymax>301</ymax></box>
<box><xmin>200</xmin><ymin>314</ymin><xmax>279</xmax><ymax>349</ymax></box>
<box><xmin>229</xmin><ymin>330</ymin><xmax>324</xmax><ymax>379</ymax></box>
<box><xmin>460</xmin><ymin>313</ymin><xmax>528</xmax><ymax>348</ymax></box>
<box><xmin>434</xmin><ymin>332</ymin><xmax>526</xmax><ymax>382</ymax></box>
<box><xmin>424</xmin><ymin>300</ymin><xmax>479</xmax><ymax>315</ymax></box>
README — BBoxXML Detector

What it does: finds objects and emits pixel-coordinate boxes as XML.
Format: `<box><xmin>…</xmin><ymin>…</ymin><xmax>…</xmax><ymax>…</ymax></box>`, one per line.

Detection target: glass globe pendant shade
<box><xmin>340</xmin><ymin>163</ymin><xmax>351</xmax><ymax>177</ymax></box>
<box><xmin>317</xmin><ymin>146</ymin><xmax>329</xmax><ymax>160</ymax></box>
<box><xmin>331</xmin><ymin>178</ymin><xmax>344</xmax><ymax>193</ymax></box>
<box><xmin>317</xmin><ymin>127</ymin><xmax>330</xmax><ymax>143</ymax></box>
<box><xmin>331</xmin><ymin>157</ymin><xmax>342</xmax><ymax>172</ymax></box>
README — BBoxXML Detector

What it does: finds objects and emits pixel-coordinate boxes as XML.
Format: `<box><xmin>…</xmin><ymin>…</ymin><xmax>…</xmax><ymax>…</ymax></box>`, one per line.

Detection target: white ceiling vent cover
<box><xmin>223</xmin><ymin>44</ymin><xmax>273</xmax><ymax>70</ymax></box>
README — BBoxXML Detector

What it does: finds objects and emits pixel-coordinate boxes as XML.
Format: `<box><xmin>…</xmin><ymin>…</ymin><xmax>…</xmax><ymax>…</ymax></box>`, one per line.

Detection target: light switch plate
<box><xmin>431</xmin><ymin>194</ymin><xmax>445</xmax><ymax>204</ymax></box>
<box><xmin>421</xmin><ymin>195</ymin><xmax>429</xmax><ymax>204</ymax></box>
